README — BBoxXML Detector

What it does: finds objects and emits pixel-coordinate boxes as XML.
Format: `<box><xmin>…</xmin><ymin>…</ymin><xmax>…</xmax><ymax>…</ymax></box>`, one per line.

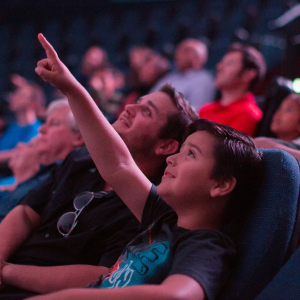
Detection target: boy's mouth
<box><xmin>163</xmin><ymin>169</ymin><xmax>175</xmax><ymax>179</ymax></box>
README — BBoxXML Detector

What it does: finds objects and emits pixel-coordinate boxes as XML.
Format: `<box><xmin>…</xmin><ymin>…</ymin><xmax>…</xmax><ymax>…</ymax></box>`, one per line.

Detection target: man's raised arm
<box><xmin>35</xmin><ymin>34</ymin><xmax>151</xmax><ymax>221</ymax></box>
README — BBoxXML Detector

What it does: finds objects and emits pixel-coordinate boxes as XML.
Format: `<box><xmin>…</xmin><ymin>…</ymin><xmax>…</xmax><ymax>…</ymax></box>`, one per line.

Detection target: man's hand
<box><xmin>35</xmin><ymin>33</ymin><xmax>79</xmax><ymax>96</ymax></box>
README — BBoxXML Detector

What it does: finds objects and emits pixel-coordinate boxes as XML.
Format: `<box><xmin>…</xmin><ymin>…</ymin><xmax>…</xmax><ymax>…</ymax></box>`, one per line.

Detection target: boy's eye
<box><xmin>187</xmin><ymin>150</ymin><xmax>195</xmax><ymax>157</ymax></box>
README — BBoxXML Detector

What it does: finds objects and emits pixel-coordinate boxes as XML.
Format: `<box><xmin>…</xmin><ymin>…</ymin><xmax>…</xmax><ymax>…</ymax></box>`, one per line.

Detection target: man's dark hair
<box><xmin>158</xmin><ymin>84</ymin><xmax>199</xmax><ymax>148</ymax></box>
<box><xmin>183</xmin><ymin>118</ymin><xmax>263</xmax><ymax>224</ymax></box>
<box><xmin>228</xmin><ymin>43</ymin><xmax>266</xmax><ymax>92</ymax></box>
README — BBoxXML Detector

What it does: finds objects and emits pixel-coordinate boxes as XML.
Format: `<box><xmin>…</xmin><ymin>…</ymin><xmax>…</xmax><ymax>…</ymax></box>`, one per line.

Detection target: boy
<box><xmin>28</xmin><ymin>34</ymin><xmax>263</xmax><ymax>300</ymax></box>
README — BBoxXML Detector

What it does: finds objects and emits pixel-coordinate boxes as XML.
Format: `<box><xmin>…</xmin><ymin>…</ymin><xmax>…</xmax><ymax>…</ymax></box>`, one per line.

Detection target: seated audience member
<box><xmin>128</xmin><ymin>46</ymin><xmax>153</xmax><ymax>75</ymax></box>
<box><xmin>254</xmin><ymin>76</ymin><xmax>294</xmax><ymax>137</ymax></box>
<box><xmin>118</xmin><ymin>50</ymin><xmax>170</xmax><ymax>116</ymax></box>
<box><xmin>269</xmin><ymin>93</ymin><xmax>300</xmax><ymax>148</ymax></box>
<box><xmin>0</xmin><ymin>139</ymin><xmax>46</xmax><ymax>221</ymax></box>
<box><xmin>36</xmin><ymin>98</ymin><xmax>84</xmax><ymax>164</ymax></box>
<box><xmin>78</xmin><ymin>45</ymin><xmax>110</xmax><ymax>88</ymax></box>
<box><xmin>0</xmin><ymin>139</ymin><xmax>40</xmax><ymax>191</ymax></box>
<box><xmin>10</xmin><ymin>74</ymin><xmax>47</xmax><ymax>122</ymax></box>
<box><xmin>23</xmin><ymin>34</ymin><xmax>263</xmax><ymax>300</ymax></box>
<box><xmin>255</xmin><ymin>93</ymin><xmax>300</xmax><ymax>161</ymax></box>
<box><xmin>126</xmin><ymin>46</ymin><xmax>153</xmax><ymax>89</ymax></box>
<box><xmin>199</xmin><ymin>43</ymin><xmax>266</xmax><ymax>137</ymax></box>
<box><xmin>0</xmin><ymin>78</ymin><xmax>46</xmax><ymax>163</ymax></box>
<box><xmin>0</xmin><ymin>45</ymin><xmax>198</xmax><ymax>298</ymax></box>
<box><xmin>88</xmin><ymin>67</ymin><xmax>124</xmax><ymax>123</ymax></box>
<box><xmin>0</xmin><ymin>98</ymin><xmax>84</xmax><ymax>221</ymax></box>
<box><xmin>151</xmin><ymin>38</ymin><xmax>216</xmax><ymax>110</ymax></box>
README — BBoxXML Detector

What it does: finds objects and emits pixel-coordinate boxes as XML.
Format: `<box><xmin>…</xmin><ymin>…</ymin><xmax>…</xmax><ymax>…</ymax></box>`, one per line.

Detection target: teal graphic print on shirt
<box><xmin>101</xmin><ymin>241</ymin><xmax>171</xmax><ymax>288</ymax></box>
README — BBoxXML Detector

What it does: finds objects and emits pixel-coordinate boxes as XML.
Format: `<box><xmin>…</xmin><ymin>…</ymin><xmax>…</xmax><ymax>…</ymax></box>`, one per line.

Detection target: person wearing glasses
<box><xmin>20</xmin><ymin>34</ymin><xmax>262</xmax><ymax>300</ymax></box>
<box><xmin>0</xmin><ymin>43</ymin><xmax>198</xmax><ymax>298</ymax></box>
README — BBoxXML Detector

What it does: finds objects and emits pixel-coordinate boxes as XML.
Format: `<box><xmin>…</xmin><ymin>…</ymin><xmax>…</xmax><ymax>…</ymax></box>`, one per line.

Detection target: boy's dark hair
<box><xmin>227</xmin><ymin>43</ymin><xmax>266</xmax><ymax>92</ymax></box>
<box><xmin>158</xmin><ymin>84</ymin><xmax>199</xmax><ymax>147</ymax></box>
<box><xmin>183</xmin><ymin>119</ymin><xmax>263</xmax><ymax>224</ymax></box>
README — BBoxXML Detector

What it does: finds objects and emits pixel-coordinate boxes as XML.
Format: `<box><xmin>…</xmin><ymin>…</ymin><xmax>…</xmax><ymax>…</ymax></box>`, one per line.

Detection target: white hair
<box><xmin>47</xmin><ymin>99</ymin><xmax>80</xmax><ymax>133</ymax></box>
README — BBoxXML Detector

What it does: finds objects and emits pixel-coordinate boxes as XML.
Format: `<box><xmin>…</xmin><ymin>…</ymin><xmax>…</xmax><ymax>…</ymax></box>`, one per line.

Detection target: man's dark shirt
<box><xmin>0</xmin><ymin>163</ymin><xmax>58</xmax><ymax>222</ymax></box>
<box><xmin>9</xmin><ymin>146</ymin><xmax>140</xmax><ymax>267</ymax></box>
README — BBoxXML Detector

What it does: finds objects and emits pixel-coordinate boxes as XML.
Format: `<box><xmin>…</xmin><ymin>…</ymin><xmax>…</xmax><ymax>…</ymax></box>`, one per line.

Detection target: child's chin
<box><xmin>157</xmin><ymin>183</ymin><xmax>164</xmax><ymax>193</ymax></box>
<box><xmin>156</xmin><ymin>183</ymin><xmax>168</xmax><ymax>198</ymax></box>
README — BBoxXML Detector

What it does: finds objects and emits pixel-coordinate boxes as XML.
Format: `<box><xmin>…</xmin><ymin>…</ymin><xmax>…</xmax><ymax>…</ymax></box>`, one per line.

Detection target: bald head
<box><xmin>175</xmin><ymin>38</ymin><xmax>208</xmax><ymax>72</ymax></box>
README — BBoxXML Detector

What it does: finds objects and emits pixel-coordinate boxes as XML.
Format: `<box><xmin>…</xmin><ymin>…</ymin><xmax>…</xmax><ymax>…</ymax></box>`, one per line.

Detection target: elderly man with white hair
<box><xmin>0</xmin><ymin>99</ymin><xmax>84</xmax><ymax>221</ymax></box>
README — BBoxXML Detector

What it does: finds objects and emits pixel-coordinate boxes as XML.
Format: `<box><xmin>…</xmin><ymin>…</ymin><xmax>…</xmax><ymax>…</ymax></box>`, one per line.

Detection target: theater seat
<box><xmin>253</xmin><ymin>246</ymin><xmax>300</xmax><ymax>300</ymax></box>
<box><xmin>217</xmin><ymin>148</ymin><xmax>300</xmax><ymax>300</ymax></box>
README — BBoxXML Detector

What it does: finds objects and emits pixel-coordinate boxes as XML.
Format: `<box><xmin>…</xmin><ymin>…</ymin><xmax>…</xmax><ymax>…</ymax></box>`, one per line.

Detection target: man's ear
<box><xmin>242</xmin><ymin>69</ymin><xmax>257</xmax><ymax>85</ymax></box>
<box><xmin>210</xmin><ymin>177</ymin><xmax>237</xmax><ymax>198</ymax></box>
<box><xmin>155</xmin><ymin>139</ymin><xmax>179</xmax><ymax>156</ymax></box>
<box><xmin>72</xmin><ymin>132</ymin><xmax>85</xmax><ymax>147</ymax></box>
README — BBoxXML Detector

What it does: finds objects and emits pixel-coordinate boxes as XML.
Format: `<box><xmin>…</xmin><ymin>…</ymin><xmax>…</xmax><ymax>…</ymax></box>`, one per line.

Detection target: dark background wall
<box><xmin>0</xmin><ymin>0</ymin><xmax>299</xmax><ymax>102</ymax></box>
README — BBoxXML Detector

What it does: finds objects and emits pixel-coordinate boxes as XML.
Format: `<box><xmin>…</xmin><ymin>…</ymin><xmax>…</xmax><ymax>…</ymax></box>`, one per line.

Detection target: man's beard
<box><xmin>118</xmin><ymin>132</ymin><xmax>157</xmax><ymax>163</ymax></box>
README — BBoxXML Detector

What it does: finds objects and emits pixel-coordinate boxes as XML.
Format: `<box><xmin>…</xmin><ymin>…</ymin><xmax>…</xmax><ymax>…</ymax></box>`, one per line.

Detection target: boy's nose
<box><xmin>166</xmin><ymin>153</ymin><xmax>178</xmax><ymax>166</ymax></box>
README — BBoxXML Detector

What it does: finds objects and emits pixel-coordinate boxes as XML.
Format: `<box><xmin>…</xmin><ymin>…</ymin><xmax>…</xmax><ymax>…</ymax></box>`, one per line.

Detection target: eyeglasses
<box><xmin>57</xmin><ymin>191</ymin><xmax>95</xmax><ymax>237</ymax></box>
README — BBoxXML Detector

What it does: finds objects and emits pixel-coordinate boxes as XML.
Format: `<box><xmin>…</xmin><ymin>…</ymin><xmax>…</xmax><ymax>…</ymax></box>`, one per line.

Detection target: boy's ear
<box><xmin>210</xmin><ymin>177</ymin><xmax>237</xmax><ymax>198</ymax></box>
<box><xmin>155</xmin><ymin>139</ymin><xmax>179</xmax><ymax>156</ymax></box>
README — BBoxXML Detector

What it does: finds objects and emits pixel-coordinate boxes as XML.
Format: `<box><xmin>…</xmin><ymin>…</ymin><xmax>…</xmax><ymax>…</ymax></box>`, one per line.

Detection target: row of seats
<box><xmin>0</xmin><ymin>0</ymin><xmax>291</xmax><ymax>102</ymax></box>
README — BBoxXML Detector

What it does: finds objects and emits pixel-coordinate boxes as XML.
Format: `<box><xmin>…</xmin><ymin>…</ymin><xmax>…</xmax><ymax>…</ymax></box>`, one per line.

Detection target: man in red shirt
<box><xmin>199</xmin><ymin>43</ymin><xmax>266</xmax><ymax>137</ymax></box>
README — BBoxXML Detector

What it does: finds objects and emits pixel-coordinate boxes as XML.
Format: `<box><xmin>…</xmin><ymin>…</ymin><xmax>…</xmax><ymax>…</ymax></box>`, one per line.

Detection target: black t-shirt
<box><xmin>89</xmin><ymin>185</ymin><xmax>236</xmax><ymax>300</ymax></box>
<box><xmin>10</xmin><ymin>146</ymin><xmax>140</xmax><ymax>268</ymax></box>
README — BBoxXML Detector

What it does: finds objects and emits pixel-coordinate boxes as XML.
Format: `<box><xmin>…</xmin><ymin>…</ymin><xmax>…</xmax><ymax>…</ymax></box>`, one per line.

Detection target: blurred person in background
<box><xmin>255</xmin><ymin>93</ymin><xmax>300</xmax><ymax>161</ymax></box>
<box><xmin>151</xmin><ymin>38</ymin><xmax>216</xmax><ymax>110</ymax></box>
<box><xmin>126</xmin><ymin>46</ymin><xmax>154</xmax><ymax>88</ymax></box>
<box><xmin>199</xmin><ymin>43</ymin><xmax>266</xmax><ymax>137</ymax></box>
<box><xmin>79</xmin><ymin>45</ymin><xmax>110</xmax><ymax>89</ymax></box>
<box><xmin>269</xmin><ymin>93</ymin><xmax>300</xmax><ymax>146</ymax></box>
<box><xmin>0</xmin><ymin>98</ymin><xmax>84</xmax><ymax>222</ymax></box>
<box><xmin>10</xmin><ymin>74</ymin><xmax>47</xmax><ymax>122</ymax></box>
<box><xmin>119</xmin><ymin>48</ymin><xmax>170</xmax><ymax>116</ymax></box>
<box><xmin>35</xmin><ymin>98</ymin><xmax>84</xmax><ymax>165</ymax></box>
<box><xmin>0</xmin><ymin>76</ymin><xmax>46</xmax><ymax>163</ymax></box>
<box><xmin>88</xmin><ymin>67</ymin><xmax>124</xmax><ymax>123</ymax></box>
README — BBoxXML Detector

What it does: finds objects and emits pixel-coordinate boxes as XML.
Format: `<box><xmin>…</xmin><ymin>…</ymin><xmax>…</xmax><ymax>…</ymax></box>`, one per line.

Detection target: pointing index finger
<box><xmin>38</xmin><ymin>33</ymin><xmax>58</xmax><ymax>60</ymax></box>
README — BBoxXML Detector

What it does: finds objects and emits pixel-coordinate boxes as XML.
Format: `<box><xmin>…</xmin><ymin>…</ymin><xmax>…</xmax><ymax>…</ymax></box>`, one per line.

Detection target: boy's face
<box><xmin>112</xmin><ymin>92</ymin><xmax>178</xmax><ymax>157</ymax></box>
<box><xmin>270</xmin><ymin>96</ymin><xmax>300</xmax><ymax>141</ymax></box>
<box><xmin>157</xmin><ymin>131</ymin><xmax>218</xmax><ymax>210</ymax></box>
